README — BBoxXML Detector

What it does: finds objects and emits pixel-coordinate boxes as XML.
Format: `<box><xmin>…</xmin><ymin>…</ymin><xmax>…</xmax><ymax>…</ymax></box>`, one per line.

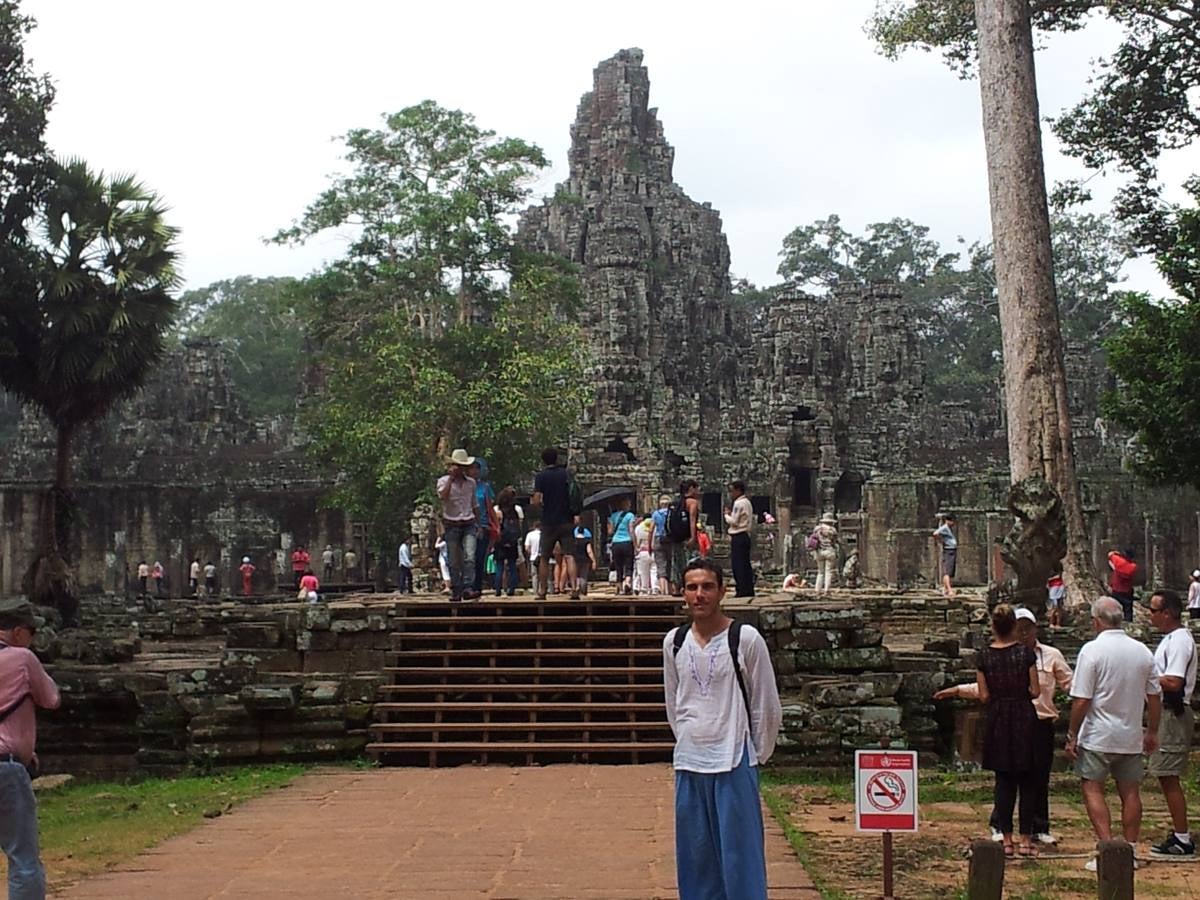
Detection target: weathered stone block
<box><xmin>226</xmin><ymin>623</ymin><xmax>282</xmax><ymax>649</ymax></box>
<box><xmin>239</xmin><ymin>684</ymin><xmax>301</xmax><ymax>711</ymax></box>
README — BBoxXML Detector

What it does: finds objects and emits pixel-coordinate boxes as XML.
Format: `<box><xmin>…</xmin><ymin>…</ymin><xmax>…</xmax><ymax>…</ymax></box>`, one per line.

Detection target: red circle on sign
<box><xmin>866</xmin><ymin>772</ymin><xmax>906</xmax><ymax>812</ymax></box>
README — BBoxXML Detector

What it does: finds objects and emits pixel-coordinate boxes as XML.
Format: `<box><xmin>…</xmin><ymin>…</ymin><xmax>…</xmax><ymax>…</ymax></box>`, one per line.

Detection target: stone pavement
<box><xmin>53</xmin><ymin>765</ymin><xmax>818</xmax><ymax>899</ymax></box>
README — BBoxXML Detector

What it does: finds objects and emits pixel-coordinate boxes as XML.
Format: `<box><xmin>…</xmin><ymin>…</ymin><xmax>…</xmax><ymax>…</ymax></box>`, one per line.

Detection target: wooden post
<box><xmin>882</xmin><ymin>830</ymin><xmax>895</xmax><ymax>899</ymax></box>
<box><xmin>966</xmin><ymin>839</ymin><xmax>1005</xmax><ymax>900</ymax></box>
<box><xmin>1095</xmin><ymin>839</ymin><xmax>1134</xmax><ymax>900</ymax></box>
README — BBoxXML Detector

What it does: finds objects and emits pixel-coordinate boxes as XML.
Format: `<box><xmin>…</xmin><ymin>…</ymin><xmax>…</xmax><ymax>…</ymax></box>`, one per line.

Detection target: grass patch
<box><xmin>760</xmin><ymin>782</ymin><xmax>856</xmax><ymax>900</ymax></box>
<box><xmin>4</xmin><ymin>764</ymin><xmax>307</xmax><ymax>889</ymax></box>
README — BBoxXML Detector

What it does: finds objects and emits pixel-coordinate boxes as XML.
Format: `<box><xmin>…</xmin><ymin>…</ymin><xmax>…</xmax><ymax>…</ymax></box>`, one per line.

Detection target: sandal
<box><xmin>1018</xmin><ymin>844</ymin><xmax>1038</xmax><ymax>859</ymax></box>
<box><xmin>1003</xmin><ymin>843</ymin><xmax>1015</xmax><ymax>859</ymax></box>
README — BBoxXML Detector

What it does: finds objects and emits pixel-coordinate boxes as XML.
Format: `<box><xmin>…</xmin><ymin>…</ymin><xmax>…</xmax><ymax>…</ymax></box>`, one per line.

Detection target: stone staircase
<box><xmin>366</xmin><ymin>596</ymin><xmax>683</xmax><ymax>766</ymax></box>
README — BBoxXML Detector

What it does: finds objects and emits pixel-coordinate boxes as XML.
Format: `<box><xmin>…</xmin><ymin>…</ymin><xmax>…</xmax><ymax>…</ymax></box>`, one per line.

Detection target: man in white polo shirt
<box><xmin>1066</xmin><ymin>596</ymin><xmax>1162</xmax><ymax>870</ymax></box>
<box><xmin>1147</xmin><ymin>588</ymin><xmax>1199</xmax><ymax>859</ymax></box>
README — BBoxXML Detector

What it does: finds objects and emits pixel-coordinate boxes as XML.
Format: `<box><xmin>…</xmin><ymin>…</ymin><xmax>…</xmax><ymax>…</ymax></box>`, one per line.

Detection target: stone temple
<box><xmin>1</xmin><ymin>48</ymin><xmax>1198</xmax><ymax>597</ymax></box>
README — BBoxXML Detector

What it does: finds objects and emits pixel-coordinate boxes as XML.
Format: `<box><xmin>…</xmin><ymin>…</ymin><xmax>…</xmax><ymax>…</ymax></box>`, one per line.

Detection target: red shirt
<box><xmin>697</xmin><ymin>532</ymin><xmax>712</xmax><ymax>557</ymax></box>
<box><xmin>0</xmin><ymin>642</ymin><xmax>60</xmax><ymax>764</ymax></box>
<box><xmin>291</xmin><ymin>549</ymin><xmax>310</xmax><ymax>572</ymax></box>
<box><xmin>299</xmin><ymin>574</ymin><xmax>319</xmax><ymax>593</ymax></box>
<box><xmin>1108</xmin><ymin>552</ymin><xmax>1137</xmax><ymax>594</ymax></box>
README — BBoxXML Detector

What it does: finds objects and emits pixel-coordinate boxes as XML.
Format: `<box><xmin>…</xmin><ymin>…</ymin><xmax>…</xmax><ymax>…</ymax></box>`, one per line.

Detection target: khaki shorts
<box><xmin>1148</xmin><ymin>707</ymin><xmax>1194</xmax><ymax>777</ymax></box>
<box><xmin>1075</xmin><ymin>746</ymin><xmax>1144</xmax><ymax>784</ymax></box>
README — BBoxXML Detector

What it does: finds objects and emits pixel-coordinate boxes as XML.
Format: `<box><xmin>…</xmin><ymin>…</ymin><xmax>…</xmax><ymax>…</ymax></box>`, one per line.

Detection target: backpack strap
<box><xmin>727</xmin><ymin>621</ymin><xmax>752</xmax><ymax>718</ymax></box>
<box><xmin>670</xmin><ymin>622</ymin><xmax>751</xmax><ymax>717</ymax></box>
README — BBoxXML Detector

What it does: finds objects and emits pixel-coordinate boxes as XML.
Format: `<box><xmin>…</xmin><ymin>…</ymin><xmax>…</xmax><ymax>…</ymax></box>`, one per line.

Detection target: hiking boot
<box><xmin>1151</xmin><ymin>834</ymin><xmax>1196</xmax><ymax>860</ymax></box>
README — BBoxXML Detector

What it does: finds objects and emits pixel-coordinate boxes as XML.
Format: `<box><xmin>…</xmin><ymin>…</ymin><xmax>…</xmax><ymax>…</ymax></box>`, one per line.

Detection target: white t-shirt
<box><xmin>203</xmin><ymin>564</ymin><xmax>217</xmax><ymax>579</ymax></box>
<box><xmin>1154</xmin><ymin>626</ymin><xmax>1198</xmax><ymax>703</ymax></box>
<box><xmin>524</xmin><ymin>529</ymin><xmax>542</xmax><ymax>562</ymax></box>
<box><xmin>663</xmin><ymin>623</ymin><xmax>782</xmax><ymax>774</ymax></box>
<box><xmin>1188</xmin><ymin>582</ymin><xmax>1200</xmax><ymax>610</ymax></box>
<box><xmin>1072</xmin><ymin>628</ymin><xmax>1160</xmax><ymax>754</ymax></box>
<box><xmin>190</xmin><ymin>561</ymin><xmax>200</xmax><ymax>580</ymax></box>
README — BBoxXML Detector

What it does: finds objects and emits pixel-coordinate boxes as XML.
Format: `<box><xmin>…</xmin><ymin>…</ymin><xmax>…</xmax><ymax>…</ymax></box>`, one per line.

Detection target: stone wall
<box><xmin>35</xmin><ymin>596</ymin><xmax>392</xmax><ymax>774</ymax></box>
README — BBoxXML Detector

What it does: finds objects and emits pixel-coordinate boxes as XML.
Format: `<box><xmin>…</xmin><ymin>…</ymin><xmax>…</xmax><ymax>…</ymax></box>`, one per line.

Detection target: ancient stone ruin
<box><xmin>1</xmin><ymin>50</ymin><xmax>1198</xmax><ymax>774</ymax></box>
<box><xmin>2</xmin><ymin>47</ymin><xmax>1195</xmax><ymax>596</ymax></box>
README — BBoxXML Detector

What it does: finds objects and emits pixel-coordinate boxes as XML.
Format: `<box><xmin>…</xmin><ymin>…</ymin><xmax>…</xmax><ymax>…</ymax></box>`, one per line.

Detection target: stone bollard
<box><xmin>966</xmin><ymin>839</ymin><xmax>1004</xmax><ymax>900</ymax></box>
<box><xmin>1095</xmin><ymin>839</ymin><xmax>1134</xmax><ymax>900</ymax></box>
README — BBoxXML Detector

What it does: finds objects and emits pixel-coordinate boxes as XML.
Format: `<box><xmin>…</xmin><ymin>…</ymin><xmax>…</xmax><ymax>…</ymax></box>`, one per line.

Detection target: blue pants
<box><xmin>0</xmin><ymin>760</ymin><xmax>46</xmax><ymax>900</ymax></box>
<box><xmin>674</xmin><ymin>749</ymin><xmax>768</xmax><ymax>900</ymax></box>
<box><xmin>443</xmin><ymin>521</ymin><xmax>476</xmax><ymax>600</ymax></box>
<box><xmin>493</xmin><ymin>554</ymin><xmax>518</xmax><ymax>595</ymax></box>
<box><xmin>472</xmin><ymin>525</ymin><xmax>490</xmax><ymax>592</ymax></box>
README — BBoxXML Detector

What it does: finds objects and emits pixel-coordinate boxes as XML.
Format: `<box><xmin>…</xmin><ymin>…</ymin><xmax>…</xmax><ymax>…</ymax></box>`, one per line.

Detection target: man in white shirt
<box><xmin>1147</xmin><ymin>589</ymin><xmax>1199</xmax><ymax>859</ymax></box>
<box><xmin>523</xmin><ymin>523</ymin><xmax>542</xmax><ymax>597</ymax></box>
<box><xmin>1066</xmin><ymin>596</ymin><xmax>1161</xmax><ymax>869</ymax></box>
<box><xmin>722</xmin><ymin>479</ymin><xmax>755</xmax><ymax>598</ymax></box>
<box><xmin>396</xmin><ymin>540</ymin><xmax>413</xmax><ymax>594</ymax></box>
<box><xmin>663</xmin><ymin>558</ymin><xmax>782</xmax><ymax>900</ymax></box>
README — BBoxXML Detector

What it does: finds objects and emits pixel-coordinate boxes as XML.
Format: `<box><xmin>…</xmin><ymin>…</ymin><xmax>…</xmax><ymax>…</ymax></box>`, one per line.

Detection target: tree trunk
<box><xmin>974</xmin><ymin>0</ymin><xmax>1101</xmax><ymax>609</ymax></box>
<box><xmin>23</xmin><ymin>423</ymin><xmax>80</xmax><ymax>627</ymax></box>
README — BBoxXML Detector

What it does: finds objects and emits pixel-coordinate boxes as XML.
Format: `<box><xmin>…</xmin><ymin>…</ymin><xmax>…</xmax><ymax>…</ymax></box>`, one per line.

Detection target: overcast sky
<box><xmin>22</xmin><ymin>1</ymin><xmax>1194</xmax><ymax>295</ymax></box>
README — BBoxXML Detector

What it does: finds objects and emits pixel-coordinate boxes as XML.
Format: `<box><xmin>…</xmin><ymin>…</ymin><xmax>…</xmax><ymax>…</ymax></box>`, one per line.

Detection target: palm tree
<box><xmin>0</xmin><ymin>158</ymin><xmax>180</xmax><ymax>623</ymax></box>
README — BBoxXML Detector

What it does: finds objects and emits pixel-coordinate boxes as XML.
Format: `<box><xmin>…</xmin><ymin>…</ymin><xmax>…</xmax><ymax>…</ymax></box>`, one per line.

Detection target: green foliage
<box><xmin>176</xmin><ymin>276</ymin><xmax>311</xmax><ymax>419</ymax></box>
<box><xmin>867</xmin><ymin>2</ymin><xmax>1199</xmax><ymax>250</ymax></box>
<box><xmin>0</xmin><ymin>159</ymin><xmax>180</xmax><ymax>442</ymax></box>
<box><xmin>0</xmin><ymin>1</ymin><xmax>53</xmax><ymax>243</ymax></box>
<box><xmin>273</xmin><ymin>100</ymin><xmax>549</xmax><ymax>333</ymax></box>
<box><xmin>775</xmin><ymin>211</ymin><xmax>1129</xmax><ymax>405</ymax></box>
<box><xmin>1103</xmin><ymin>186</ymin><xmax>1200</xmax><ymax>490</ymax></box>
<box><xmin>279</xmin><ymin>101</ymin><xmax>591</xmax><ymax>544</ymax></box>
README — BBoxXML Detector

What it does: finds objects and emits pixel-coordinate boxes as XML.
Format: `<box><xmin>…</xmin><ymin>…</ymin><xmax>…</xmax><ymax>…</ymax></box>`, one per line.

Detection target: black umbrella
<box><xmin>582</xmin><ymin>486</ymin><xmax>636</xmax><ymax>508</ymax></box>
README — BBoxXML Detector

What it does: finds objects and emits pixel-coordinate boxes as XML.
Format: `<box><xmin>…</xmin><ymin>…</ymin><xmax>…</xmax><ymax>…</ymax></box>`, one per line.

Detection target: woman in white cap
<box><xmin>239</xmin><ymin>556</ymin><xmax>256</xmax><ymax>597</ymax></box>
<box><xmin>809</xmin><ymin>512</ymin><xmax>839</xmax><ymax>594</ymax></box>
<box><xmin>1188</xmin><ymin>570</ymin><xmax>1200</xmax><ymax>618</ymax></box>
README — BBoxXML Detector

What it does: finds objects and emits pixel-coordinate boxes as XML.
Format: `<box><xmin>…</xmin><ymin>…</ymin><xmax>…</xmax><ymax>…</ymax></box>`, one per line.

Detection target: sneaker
<box><xmin>1151</xmin><ymin>834</ymin><xmax>1196</xmax><ymax>860</ymax></box>
<box><xmin>990</xmin><ymin>829</ymin><xmax>1004</xmax><ymax>843</ymax></box>
<box><xmin>1035</xmin><ymin>832</ymin><xmax>1058</xmax><ymax>846</ymax></box>
<box><xmin>1085</xmin><ymin>856</ymin><xmax>1142</xmax><ymax>872</ymax></box>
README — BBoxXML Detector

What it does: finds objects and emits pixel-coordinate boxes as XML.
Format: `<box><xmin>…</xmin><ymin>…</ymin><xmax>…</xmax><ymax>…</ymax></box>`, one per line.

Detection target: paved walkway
<box><xmin>54</xmin><ymin>766</ymin><xmax>816</xmax><ymax>899</ymax></box>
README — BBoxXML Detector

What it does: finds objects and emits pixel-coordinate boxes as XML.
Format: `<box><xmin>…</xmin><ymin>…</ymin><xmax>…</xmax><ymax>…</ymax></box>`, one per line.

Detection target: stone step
<box><xmin>388</xmin><ymin>647</ymin><xmax>663</xmax><ymax>659</ymax></box>
<box><xmin>391</xmin><ymin>614</ymin><xmax>682</xmax><ymax>630</ymax></box>
<box><xmin>365</xmin><ymin>740</ymin><xmax>676</xmax><ymax>760</ymax></box>
<box><xmin>392</xmin><ymin>631</ymin><xmax>664</xmax><ymax>646</ymax></box>
<box><xmin>370</xmin><ymin>721</ymin><xmax>671</xmax><ymax>735</ymax></box>
<box><xmin>384</xmin><ymin>666</ymin><xmax>661</xmax><ymax>678</ymax></box>
<box><xmin>377</xmin><ymin>683</ymin><xmax>665</xmax><ymax>697</ymax></box>
<box><xmin>374</xmin><ymin>701</ymin><xmax>665</xmax><ymax>714</ymax></box>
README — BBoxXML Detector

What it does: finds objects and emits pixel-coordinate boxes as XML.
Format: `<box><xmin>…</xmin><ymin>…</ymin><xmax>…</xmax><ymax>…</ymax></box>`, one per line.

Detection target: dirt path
<box><xmin>52</xmin><ymin>765</ymin><xmax>816</xmax><ymax>899</ymax></box>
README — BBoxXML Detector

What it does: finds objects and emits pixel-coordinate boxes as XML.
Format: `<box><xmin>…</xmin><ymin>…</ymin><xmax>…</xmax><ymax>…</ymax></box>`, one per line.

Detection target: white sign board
<box><xmin>855</xmin><ymin>749</ymin><xmax>918</xmax><ymax>833</ymax></box>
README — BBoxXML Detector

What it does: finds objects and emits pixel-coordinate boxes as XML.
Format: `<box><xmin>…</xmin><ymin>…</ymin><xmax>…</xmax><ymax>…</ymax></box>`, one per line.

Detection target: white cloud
<box><xmin>22</xmin><ymin>0</ymin><xmax>1190</xmax><ymax>295</ymax></box>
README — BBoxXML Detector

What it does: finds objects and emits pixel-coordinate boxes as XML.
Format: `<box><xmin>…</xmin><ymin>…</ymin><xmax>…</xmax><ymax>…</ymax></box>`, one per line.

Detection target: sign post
<box><xmin>856</xmin><ymin>747</ymin><xmax>918</xmax><ymax>900</ymax></box>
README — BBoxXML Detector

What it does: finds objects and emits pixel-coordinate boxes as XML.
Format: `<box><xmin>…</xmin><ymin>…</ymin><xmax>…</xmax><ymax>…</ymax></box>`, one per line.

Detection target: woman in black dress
<box><xmin>976</xmin><ymin>603</ymin><xmax>1040</xmax><ymax>857</ymax></box>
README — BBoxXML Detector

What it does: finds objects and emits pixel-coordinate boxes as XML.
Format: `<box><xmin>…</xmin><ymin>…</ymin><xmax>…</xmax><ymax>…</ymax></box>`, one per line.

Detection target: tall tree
<box><xmin>0</xmin><ymin>159</ymin><xmax>180</xmax><ymax>621</ymax></box>
<box><xmin>973</xmin><ymin>0</ymin><xmax>1097</xmax><ymax>609</ymax></box>
<box><xmin>0</xmin><ymin>0</ymin><xmax>53</xmax><ymax>241</ymax></box>
<box><xmin>176</xmin><ymin>276</ymin><xmax>311</xmax><ymax>419</ymax></box>
<box><xmin>1103</xmin><ymin>183</ymin><xmax>1200</xmax><ymax>489</ymax></box>
<box><xmin>275</xmin><ymin>102</ymin><xmax>591</xmax><ymax>560</ymax></box>
<box><xmin>868</xmin><ymin>1</ymin><xmax>1199</xmax><ymax>249</ymax></box>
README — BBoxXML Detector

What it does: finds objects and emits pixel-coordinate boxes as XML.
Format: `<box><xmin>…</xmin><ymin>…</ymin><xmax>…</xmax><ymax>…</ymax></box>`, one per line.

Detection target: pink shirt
<box><xmin>0</xmin><ymin>641</ymin><xmax>61</xmax><ymax>763</ymax></box>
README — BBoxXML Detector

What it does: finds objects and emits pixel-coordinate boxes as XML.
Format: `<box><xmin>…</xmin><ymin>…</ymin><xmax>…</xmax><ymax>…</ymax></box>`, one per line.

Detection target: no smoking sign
<box><xmin>855</xmin><ymin>750</ymin><xmax>918</xmax><ymax>832</ymax></box>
